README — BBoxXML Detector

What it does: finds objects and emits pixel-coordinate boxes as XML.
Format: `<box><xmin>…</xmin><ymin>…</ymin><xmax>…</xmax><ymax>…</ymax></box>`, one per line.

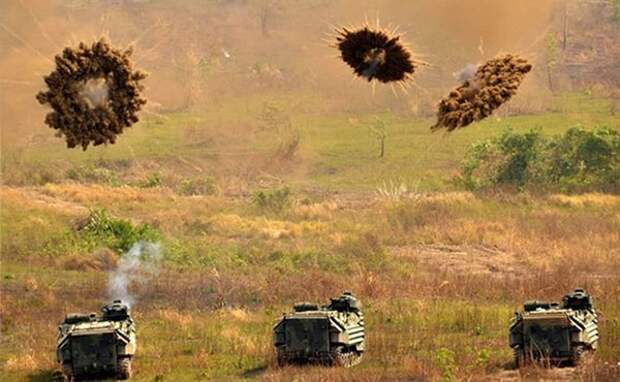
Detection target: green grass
<box><xmin>2</xmin><ymin>92</ymin><xmax>618</xmax><ymax>191</ymax></box>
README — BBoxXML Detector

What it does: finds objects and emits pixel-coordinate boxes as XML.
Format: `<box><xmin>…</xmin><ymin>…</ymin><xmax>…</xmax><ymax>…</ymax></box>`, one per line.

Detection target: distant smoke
<box><xmin>79</xmin><ymin>78</ymin><xmax>110</xmax><ymax>108</ymax></box>
<box><xmin>454</xmin><ymin>63</ymin><xmax>479</xmax><ymax>83</ymax></box>
<box><xmin>361</xmin><ymin>48</ymin><xmax>387</xmax><ymax>78</ymax></box>
<box><xmin>107</xmin><ymin>241</ymin><xmax>161</xmax><ymax>307</ymax></box>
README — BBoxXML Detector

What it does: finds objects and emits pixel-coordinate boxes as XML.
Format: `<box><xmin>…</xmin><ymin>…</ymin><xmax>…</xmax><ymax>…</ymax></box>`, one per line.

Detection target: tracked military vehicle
<box><xmin>509</xmin><ymin>288</ymin><xmax>598</xmax><ymax>367</ymax></box>
<box><xmin>273</xmin><ymin>291</ymin><xmax>365</xmax><ymax>367</ymax></box>
<box><xmin>54</xmin><ymin>300</ymin><xmax>136</xmax><ymax>381</ymax></box>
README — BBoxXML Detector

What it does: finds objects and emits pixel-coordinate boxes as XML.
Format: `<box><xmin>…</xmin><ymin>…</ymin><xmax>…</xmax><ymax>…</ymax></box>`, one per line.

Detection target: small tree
<box><xmin>259</xmin><ymin>102</ymin><xmax>300</xmax><ymax>161</ymax></box>
<box><xmin>544</xmin><ymin>33</ymin><xmax>561</xmax><ymax>92</ymax></box>
<box><xmin>368</xmin><ymin>117</ymin><xmax>387</xmax><ymax>158</ymax></box>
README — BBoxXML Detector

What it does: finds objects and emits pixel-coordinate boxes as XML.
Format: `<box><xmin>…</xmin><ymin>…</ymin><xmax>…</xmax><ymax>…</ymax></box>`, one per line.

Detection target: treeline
<box><xmin>459</xmin><ymin>127</ymin><xmax>620</xmax><ymax>193</ymax></box>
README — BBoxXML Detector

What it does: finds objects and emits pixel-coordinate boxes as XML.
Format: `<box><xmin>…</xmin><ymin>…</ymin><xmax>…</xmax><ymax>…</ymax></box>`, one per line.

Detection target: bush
<box><xmin>139</xmin><ymin>173</ymin><xmax>163</xmax><ymax>188</ymax></box>
<box><xmin>546</xmin><ymin>127</ymin><xmax>620</xmax><ymax>191</ymax></box>
<box><xmin>253</xmin><ymin>187</ymin><xmax>291</xmax><ymax>212</ymax></box>
<box><xmin>460</xmin><ymin>129</ymin><xmax>546</xmax><ymax>190</ymax></box>
<box><xmin>459</xmin><ymin>127</ymin><xmax>620</xmax><ymax>193</ymax></box>
<box><xmin>77</xmin><ymin>209</ymin><xmax>160</xmax><ymax>252</ymax></box>
<box><xmin>435</xmin><ymin>348</ymin><xmax>457</xmax><ymax>382</ymax></box>
<box><xmin>178</xmin><ymin>176</ymin><xmax>218</xmax><ymax>196</ymax></box>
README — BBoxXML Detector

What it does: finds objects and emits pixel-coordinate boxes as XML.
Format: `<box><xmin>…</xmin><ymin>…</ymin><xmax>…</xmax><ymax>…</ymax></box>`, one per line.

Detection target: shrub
<box><xmin>435</xmin><ymin>348</ymin><xmax>457</xmax><ymax>382</ymax></box>
<box><xmin>139</xmin><ymin>173</ymin><xmax>163</xmax><ymax>188</ymax></box>
<box><xmin>179</xmin><ymin>176</ymin><xmax>218</xmax><ymax>196</ymax></box>
<box><xmin>459</xmin><ymin>127</ymin><xmax>620</xmax><ymax>192</ymax></box>
<box><xmin>546</xmin><ymin>127</ymin><xmax>620</xmax><ymax>192</ymax></box>
<box><xmin>77</xmin><ymin>209</ymin><xmax>160</xmax><ymax>252</ymax></box>
<box><xmin>460</xmin><ymin>129</ymin><xmax>545</xmax><ymax>190</ymax></box>
<box><xmin>252</xmin><ymin>187</ymin><xmax>292</xmax><ymax>212</ymax></box>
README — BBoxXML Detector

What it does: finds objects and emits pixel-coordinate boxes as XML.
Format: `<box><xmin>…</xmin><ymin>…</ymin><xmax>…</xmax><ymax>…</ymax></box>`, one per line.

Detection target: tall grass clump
<box><xmin>252</xmin><ymin>187</ymin><xmax>292</xmax><ymax>213</ymax></box>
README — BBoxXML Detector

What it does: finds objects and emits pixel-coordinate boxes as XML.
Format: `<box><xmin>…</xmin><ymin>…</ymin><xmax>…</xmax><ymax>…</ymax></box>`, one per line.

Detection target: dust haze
<box><xmin>1</xmin><ymin>0</ymin><xmax>557</xmax><ymax>147</ymax></box>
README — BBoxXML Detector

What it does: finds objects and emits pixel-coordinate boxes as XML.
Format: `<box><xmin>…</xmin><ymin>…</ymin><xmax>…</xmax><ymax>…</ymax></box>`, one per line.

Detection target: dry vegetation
<box><xmin>1</xmin><ymin>185</ymin><xmax>619</xmax><ymax>381</ymax></box>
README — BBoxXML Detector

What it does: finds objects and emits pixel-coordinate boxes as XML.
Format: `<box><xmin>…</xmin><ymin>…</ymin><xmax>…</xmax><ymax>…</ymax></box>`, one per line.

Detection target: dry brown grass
<box><xmin>548</xmin><ymin>193</ymin><xmax>620</xmax><ymax>208</ymax></box>
<box><xmin>2</xmin><ymin>185</ymin><xmax>619</xmax><ymax>381</ymax></box>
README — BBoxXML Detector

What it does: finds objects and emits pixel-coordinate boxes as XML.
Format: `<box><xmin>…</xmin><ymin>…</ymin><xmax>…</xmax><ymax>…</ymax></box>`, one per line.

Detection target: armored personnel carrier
<box><xmin>54</xmin><ymin>300</ymin><xmax>136</xmax><ymax>381</ymax></box>
<box><xmin>509</xmin><ymin>288</ymin><xmax>598</xmax><ymax>367</ymax></box>
<box><xmin>273</xmin><ymin>291</ymin><xmax>365</xmax><ymax>367</ymax></box>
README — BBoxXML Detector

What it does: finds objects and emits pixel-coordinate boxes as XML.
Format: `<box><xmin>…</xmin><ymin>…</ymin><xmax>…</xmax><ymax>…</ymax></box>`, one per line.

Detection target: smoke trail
<box><xmin>107</xmin><ymin>241</ymin><xmax>161</xmax><ymax>307</ymax></box>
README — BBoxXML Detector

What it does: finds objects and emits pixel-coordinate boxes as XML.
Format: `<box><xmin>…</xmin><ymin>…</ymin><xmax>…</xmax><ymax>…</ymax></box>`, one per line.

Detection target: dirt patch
<box><xmin>390</xmin><ymin>244</ymin><xmax>527</xmax><ymax>278</ymax></box>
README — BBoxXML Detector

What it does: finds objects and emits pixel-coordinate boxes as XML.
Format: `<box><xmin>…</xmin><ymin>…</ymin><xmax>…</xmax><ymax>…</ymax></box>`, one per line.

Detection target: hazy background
<box><xmin>3</xmin><ymin>0</ymin><xmax>617</xmax><ymax>146</ymax></box>
<box><xmin>1</xmin><ymin>0</ymin><xmax>619</xmax><ymax>192</ymax></box>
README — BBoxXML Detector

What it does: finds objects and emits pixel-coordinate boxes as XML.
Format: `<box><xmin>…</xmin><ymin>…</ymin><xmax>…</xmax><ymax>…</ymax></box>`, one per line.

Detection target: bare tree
<box><xmin>544</xmin><ymin>33</ymin><xmax>561</xmax><ymax>92</ymax></box>
<box><xmin>259</xmin><ymin>1</ymin><xmax>282</xmax><ymax>37</ymax></box>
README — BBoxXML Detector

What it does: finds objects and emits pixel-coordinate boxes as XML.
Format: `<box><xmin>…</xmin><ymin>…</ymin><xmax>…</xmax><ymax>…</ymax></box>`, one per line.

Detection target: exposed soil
<box><xmin>389</xmin><ymin>243</ymin><xmax>528</xmax><ymax>279</ymax></box>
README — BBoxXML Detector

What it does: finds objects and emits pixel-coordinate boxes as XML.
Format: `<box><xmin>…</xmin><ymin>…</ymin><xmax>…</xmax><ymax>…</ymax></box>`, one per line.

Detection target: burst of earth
<box><xmin>36</xmin><ymin>38</ymin><xmax>147</xmax><ymax>150</ymax></box>
<box><xmin>432</xmin><ymin>54</ymin><xmax>532</xmax><ymax>131</ymax></box>
<box><xmin>334</xmin><ymin>26</ymin><xmax>415</xmax><ymax>84</ymax></box>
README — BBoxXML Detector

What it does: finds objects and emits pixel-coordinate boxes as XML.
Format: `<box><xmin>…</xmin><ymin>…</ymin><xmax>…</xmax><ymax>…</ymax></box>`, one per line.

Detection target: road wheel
<box><xmin>276</xmin><ymin>352</ymin><xmax>287</xmax><ymax>367</ymax></box>
<box><xmin>514</xmin><ymin>347</ymin><xmax>526</xmax><ymax>368</ymax></box>
<box><xmin>117</xmin><ymin>357</ymin><xmax>132</xmax><ymax>380</ymax></box>
<box><xmin>51</xmin><ymin>370</ymin><xmax>67</xmax><ymax>382</ymax></box>
<box><xmin>572</xmin><ymin>345</ymin><xmax>586</xmax><ymax>366</ymax></box>
<box><xmin>61</xmin><ymin>363</ymin><xmax>73</xmax><ymax>382</ymax></box>
<box><xmin>332</xmin><ymin>347</ymin><xmax>362</xmax><ymax>368</ymax></box>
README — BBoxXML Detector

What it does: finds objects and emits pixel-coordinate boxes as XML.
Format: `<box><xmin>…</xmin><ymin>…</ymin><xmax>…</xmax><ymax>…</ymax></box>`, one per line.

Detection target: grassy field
<box><xmin>3</xmin><ymin>92</ymin><xmax>618</xmax><ymax>191</ymax></box>
<box><xmin>1</xmin><ymin>92</ymin><xmax>620</xmax><ymax>381</ymax></box>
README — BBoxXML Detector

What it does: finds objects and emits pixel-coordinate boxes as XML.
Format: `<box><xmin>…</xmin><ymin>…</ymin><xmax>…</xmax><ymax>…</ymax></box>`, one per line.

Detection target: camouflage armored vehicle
<box><xmin>54</xmin><ymin>300</ymin><xmax>136</xmax><ymax>381</ymax></box>
<box><xmin>273</xmin><ymin>291</ymin><xmax>365</xmax><ymax>367</ymax></box>
<box><xmin>509</xmin><ymin>288</ymin><xmax>598</xmax><ymax>367</ymax></box>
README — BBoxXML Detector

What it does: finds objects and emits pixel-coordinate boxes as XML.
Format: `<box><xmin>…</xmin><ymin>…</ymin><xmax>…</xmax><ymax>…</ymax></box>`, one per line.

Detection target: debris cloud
<box><xmin>36</xmin><ymin>38</ymin><xmax>147</xmax><ymax>150</ymax></box>
<box><xmin>334</xmin><ymin>25</ymin><xmax>416</xmax><ymax>84</ymax></box>
<box><xmin>432</xmin><ymin>54</ymin><xmax>532</xmax><ymax>131</ymax></box>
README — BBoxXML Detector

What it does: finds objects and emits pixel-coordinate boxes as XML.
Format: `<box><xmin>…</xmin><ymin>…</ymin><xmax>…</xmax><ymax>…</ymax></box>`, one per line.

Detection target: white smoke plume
<box><xmin>454</xmin><ymin>63</ymin><xmax>479</xmax><ymax>83</ymax></box>
<box><xmin>79</xmin><ymin>77</ymin><xmax>110</xmax><ymax>108</ymax></box>
<box><xmin>107</xmin><ymin>241</ymin><xmax>161</xmax><ymax>307</ymax></box>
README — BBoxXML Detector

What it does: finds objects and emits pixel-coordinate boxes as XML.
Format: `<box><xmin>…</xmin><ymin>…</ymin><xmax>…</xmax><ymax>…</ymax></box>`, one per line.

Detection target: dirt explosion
<box><xmin>36</xmin><ymin>39</ymin><xmax>147</xmax><ymax>150</ymax></box>
<box><xmin>432</xmin><ymin>54</ymin><xmax>532</xmax><ymax>131</ymax></box>
<box><xmin>334</xmin><ymin>25</ymin><xmax>416</xmax><ymax>84</ymax></box>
